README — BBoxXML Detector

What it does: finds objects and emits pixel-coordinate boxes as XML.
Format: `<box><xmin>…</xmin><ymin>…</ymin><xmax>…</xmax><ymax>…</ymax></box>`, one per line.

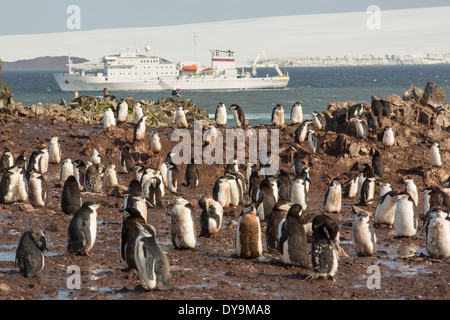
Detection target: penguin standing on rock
<box><xmin>393</xmin><ymin>192</ymin><xmax>418</xmax><ymax>237</ymax></box>
<box><xmin>103</xmin><ymin>107</ymin><xmax>116</xmax><ymax>130</ymax></box>
<box><xmin>355</xmin><ymin>118</ymin><xmax>368</xmax><ymax>140</ymax></box>
<box><xmin>175</xmin><ymin>106</ymin><xmax>188</xmax><ymax>128</ymax></box>
<box><xmin>27</xmin><ymin>170</ymin><xmax>48</xmax><ymax>207</ymax></box>
<box><xmin>198</xmin><ymin>196</ymin><xmax>223</xmax><ymax>237</ymax></box>
<box><xmin>133</xmin><ymin>103</ymin><xmax>144</xmax><ymax>124</ymax></box>
<box><xmin>290</xmin><ymin>102</ymin><xmax>303</xmax><ymax>124</ymax></box>
<box><xmin>371</xmin><ymin>149</ymin><xmax>384</xmax><ymax>179</ymax></box>
<box><xmin>134</xmin><ymin>115</ymin><xmax>148</xmax><ymax>142</ymax></box>
<box><xmin>430</xmin><ymin>142</ymin><xmax>442</xmax><ymax>167</ymax></box>
<box><xmin>248</xmin><ymin>170</ymin><xmax>262</xmax><ymax>203</ymax></box>
<box><xmin>15</xmin><ymin>229</ymin><xmax>47</xmax><ymax>277</ymax></box>
<box><xmin>48</xmin><ymin>135</ymin><xmax>61</xmax><ymax>164</ymax></box>
<box><xmin>171</xmin><ymin>198</ymin><xmax>197</xmax><ymax>249</ymax></box>
<box><xmin>120</xmin><ymin>207</ymin><xmax>146</xmax><ymax>271</ymax></box>
<box><xmin>236</xmin><ymin>205</ymin><xmax>262</xmax><ymax>259</ymax></box>
<box><xmin>214</xmin><ymin>102</ymin><xmax>228</xmax><ymax>126</ymax></box>
<box><xmin>309</xmin><ymin>214</ymin><xmax>340</xmax><ymax>281</ymax></box>
<box><xmin>37</xmin><ymin>147</ymin><xmax>49</xmax><ymax>176</ymax></box>
<box><xmin>150</xmin><ymin>131</ymin><xmax>162</xmax><ymax>154</ymax></box>
<box><xmin>120</xmin><ymin>146</ymin><xmax>134</xmax><ymax>174</ymax></box>
<box><xmin>67</xmin><ymin>202</ymin><xmax>101</xmax><ymax>255</ymax></box>
<box><xmin>311</xmin><ymin>111</ymin><xmax>325</xmax><ymax>131</ymax></box>
<box><xmin>382</xmin><ymin>126</ymin><xmax>395</xmax><ymax>147</ymax></box>
<box><xmin>290</xmin><ymin>151</ymin><xmax>303</xmax><ymax>177</ymax></box>
<box><xmin>61</xmin><ymin>176</ymin><xmax>82</xmax><ymax>215</ymax></box>
<box><xmin>307</xmin><ymin>129</ymin><xmax>321</xmax><ymax>154</ymax></box>
<box><xmin>271</xmin><ymin>104</ymin><xmax>285</xmax><ymax>126</ymax></box>
<box><xmin>229</xmin><ymin>104</ymin><xmax>245</xmax><ymax>127</ymax></box>
<box><xmin>424</xmin><ymin>206</ymin><xmax>450</xmax><ymax>258</ymax></box>
<box><xmin>352</xmin><ymin>206</ymin><xmax>377</xmax><ymax>256</ymax></box>
<box><xmin>324</xmin><ymin>178</ymin><xmax>342</xmax><ymax>213</ymax></box>
<box><xmin>116</xmin><ymin>99</ymin><xmax>129</xmax><ymax>123</ymax></box>
<box><xmin>159</xmin><ymin>152</ymin><xmax>174</xmax><ymax>188</ymax></box>
<box><xmin>294</xmin><ymin>120</ymin><xmax>312</xmax><ymax>144</ymax></box>
<box><xmin>278</xmin><ymin>204</ymin><xmax>309</xmax><ymax>267</ymax></box>
<box><xmin>0</xmin><ymin>147</ymin><xmax>14</xmax><ymax>171</ymax></box>
<box><xmin>134</xmin><ymin>222</ymin><xmax>172</xmax><ymax>290</ymax></box>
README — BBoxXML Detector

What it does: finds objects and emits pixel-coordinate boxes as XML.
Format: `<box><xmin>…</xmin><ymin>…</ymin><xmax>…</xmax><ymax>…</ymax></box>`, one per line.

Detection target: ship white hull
<box><xmin>54</xmin><ymin>73</ymin><xmax>289</xmax><ymax>92</ymax></box>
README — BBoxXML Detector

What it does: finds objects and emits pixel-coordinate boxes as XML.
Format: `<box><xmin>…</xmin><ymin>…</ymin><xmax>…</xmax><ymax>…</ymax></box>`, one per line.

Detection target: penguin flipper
<box><xmin>142</xmin><ymin>243</ymin><xmax>156</xmax><ymax>281</ymax></box>
<box><xmin>278</xmin><ymin>221</ymin><xmax>288</xmax><ymax>255</ymax></box>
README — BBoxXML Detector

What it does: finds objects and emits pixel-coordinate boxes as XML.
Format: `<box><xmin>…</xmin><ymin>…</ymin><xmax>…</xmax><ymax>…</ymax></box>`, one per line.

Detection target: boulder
<box><xmin>0</xmin><ymin>81</ymin><xmax>13</xmax><ymax>102</ymax></box>
<box><xmin>403</xmin><ymin>85</ymin><xmax>424</xmax><ymax>102</ymax></box>
<box><xmin>421</xmin><ymin>82</ymin><xmax>446</xmax><ymax>109</ymax></box>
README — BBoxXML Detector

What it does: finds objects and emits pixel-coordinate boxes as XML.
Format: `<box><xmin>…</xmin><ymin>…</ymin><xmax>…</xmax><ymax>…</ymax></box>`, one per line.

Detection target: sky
<box><xmin>1</xmin><ymin>0</ymin><xmax>449</xmax><ymax>35</ymax></box>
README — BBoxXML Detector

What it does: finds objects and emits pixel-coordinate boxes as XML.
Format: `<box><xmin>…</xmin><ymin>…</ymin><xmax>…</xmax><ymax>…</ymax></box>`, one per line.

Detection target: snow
<box><xmin>1</xmin><ymin>6</ymin><xmax>450</xmax><ymax>66</ymax></box>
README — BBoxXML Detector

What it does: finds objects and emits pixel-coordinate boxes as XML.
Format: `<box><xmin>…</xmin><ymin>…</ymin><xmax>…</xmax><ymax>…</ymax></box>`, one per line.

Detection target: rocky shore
<box><xmin>0</xmin><ymin>78</ymin><xmax>448</xmax><ymax>301</ymax></box>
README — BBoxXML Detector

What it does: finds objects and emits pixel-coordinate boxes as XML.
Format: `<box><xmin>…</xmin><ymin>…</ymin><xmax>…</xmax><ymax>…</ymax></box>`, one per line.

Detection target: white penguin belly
<box><xmin>135</xmin><ymin>236</ymin><xmax>157</xmax><ymax>289</ymax></box>
<box><xmin>228</xmin><ymin>180</ymin><xmax>240</xmax><ymax>206</ymax></box>
<box><xmin>29</xmin><ymin>178</ymin><xmax>45</xmax><ymax>206</ymax></box>
<box><xmin>174</xmin><ymin>209</ymin><xmax>196</xmax><ymax>248</ymax></box>
<box><xmin>353</xmin><ymin>224</ymin><xmax>376</xmax><ymax>255</ymax></box>
<box><xmin>394</xmin><ymin>202</ymin><xmax>417</xmax><ymax>237</ymax></box>
<box><xmin>374</xmin><ymin>199</ymin><xmax>396</xmax><ymax>225</ymax></box>
<box><xmin>88</xmin><ymin>215</ymin><xmax>97</xmax><ymax>250</ymax></box>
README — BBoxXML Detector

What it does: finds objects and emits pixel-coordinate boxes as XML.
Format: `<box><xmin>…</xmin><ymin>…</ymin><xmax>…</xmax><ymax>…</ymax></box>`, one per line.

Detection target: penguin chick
<box><xmin>352</xmin><ymin>206</ymin><xmax>377</xmax><ymax>256</ymax></box>
<box><xmin>236</xmin><ymin>205</ymin><xmax>262</xmax><ymax>259</ymax></box>
<box><xmin>15</xmin><ymin>229</ymin><xmax>47</xmax><ymax>277</ymax></box>
<box><xmin>423</xmin><ymin>206</ymin><xmax>450</xmax><ymax>259</ymax></box>
<box><xmin>150</xmin><ymin>131</ymin><xmax>162</xmax><ymax>153</ymax></box>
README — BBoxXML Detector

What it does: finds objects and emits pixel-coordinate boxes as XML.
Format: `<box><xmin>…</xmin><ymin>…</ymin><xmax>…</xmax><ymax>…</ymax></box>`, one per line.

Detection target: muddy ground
<box><xmin>0</xmin><ymin>103</ymin><xmax>449</xmax><ymax>303</ymax></box>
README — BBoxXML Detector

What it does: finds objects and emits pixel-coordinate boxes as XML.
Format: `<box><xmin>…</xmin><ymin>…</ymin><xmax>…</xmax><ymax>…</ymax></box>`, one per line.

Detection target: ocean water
<box><xmin>2</xmin><ymin>65</ymin><xmax>450</xmax><ymax>126</ymax></box>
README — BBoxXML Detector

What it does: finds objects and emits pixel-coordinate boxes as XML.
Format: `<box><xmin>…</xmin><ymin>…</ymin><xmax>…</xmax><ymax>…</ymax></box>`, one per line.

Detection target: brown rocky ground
<box><xmin>0</xmin><ymin>86</ymin><xmax>449</xmax><ymax>303</ymax></box>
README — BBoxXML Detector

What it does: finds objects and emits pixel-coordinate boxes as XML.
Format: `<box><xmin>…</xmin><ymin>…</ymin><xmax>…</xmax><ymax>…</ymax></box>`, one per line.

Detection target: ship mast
<box><xmin>194</xmin><ymin>32</ymin><xmax>199</xmax><ymax>63</ymax></box>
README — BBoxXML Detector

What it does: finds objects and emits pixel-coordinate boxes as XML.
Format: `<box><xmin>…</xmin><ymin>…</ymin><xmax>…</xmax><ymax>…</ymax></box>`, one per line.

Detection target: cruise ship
<box><xmin>53</xmin><ymin>46</ymin><xmax>289</xmax><ymax>92</ymax></box>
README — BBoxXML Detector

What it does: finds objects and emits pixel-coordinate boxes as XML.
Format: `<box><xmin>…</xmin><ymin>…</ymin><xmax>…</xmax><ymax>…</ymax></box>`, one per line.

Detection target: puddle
<box><xmin>378</xmin><ymin>243</ymin><xmax>426</xmax><ymax>259</ymax></box>
<box><xmin>379</xmin><ymin>261</ymin><xmax>430</xmax><ymax>277</ymax></box>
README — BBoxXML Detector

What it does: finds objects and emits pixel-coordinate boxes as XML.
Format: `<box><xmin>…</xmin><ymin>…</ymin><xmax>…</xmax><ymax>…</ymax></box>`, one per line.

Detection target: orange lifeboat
<box><xmin>182</xmin><ymin>64</ymin><xmax>198</xmax><ymax>72</ymax></box>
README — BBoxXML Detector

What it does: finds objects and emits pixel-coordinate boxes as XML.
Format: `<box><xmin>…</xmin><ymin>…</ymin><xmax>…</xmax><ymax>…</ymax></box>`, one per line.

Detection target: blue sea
<box><xmin>2</xmin><ymin>65</ymin><xmax>450</xmax><ymax>126</ymax></box>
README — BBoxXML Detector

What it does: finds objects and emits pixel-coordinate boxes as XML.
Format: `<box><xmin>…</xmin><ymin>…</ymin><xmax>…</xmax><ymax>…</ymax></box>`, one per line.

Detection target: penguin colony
<box><xmin>1</xmin><ymin>92</ymin><xmax>449</xmax><ymax>298</ymax></box>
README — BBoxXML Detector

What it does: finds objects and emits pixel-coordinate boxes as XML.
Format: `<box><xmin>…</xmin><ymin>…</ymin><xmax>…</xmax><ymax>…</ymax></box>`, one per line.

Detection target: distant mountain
<box><xmin>3</xmin><ymin>56</ymin><xmax>88</xmax><ymax>71</ymax></box>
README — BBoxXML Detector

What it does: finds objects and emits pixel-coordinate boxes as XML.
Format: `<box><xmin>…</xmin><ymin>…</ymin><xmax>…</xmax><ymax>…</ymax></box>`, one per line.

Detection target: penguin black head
<box><xmin>136</xmin><ymin>222</ymin><xmax>157</xmax><ymax>239</ymax></box>
<box><xmin>80</xmin><ymin>201</ymin><xmax>100</xmax><ymax>211</ymax></box>
<box><xmin>287</xmin><ymin>203</ymin><xmax>303</xmax><ymax>218</ymax></box>
<box><xmin>28</xmin><ymin>229</ymin><xmax>47</xmax><ymax>252</ymax></box>
<box><xmin>198</xmin><ymin>196</ymin><xmax>208</xmax><ymax>211</ymax></box>
<box><xmin>312</xmin><ymin>215</ymin><xmax>339</xmax><ymax>241</ymax></box>
<box><xmin>122</xmin><ymin>207</ymin><xmax>144</xmax><ymax>220</ymax></box>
